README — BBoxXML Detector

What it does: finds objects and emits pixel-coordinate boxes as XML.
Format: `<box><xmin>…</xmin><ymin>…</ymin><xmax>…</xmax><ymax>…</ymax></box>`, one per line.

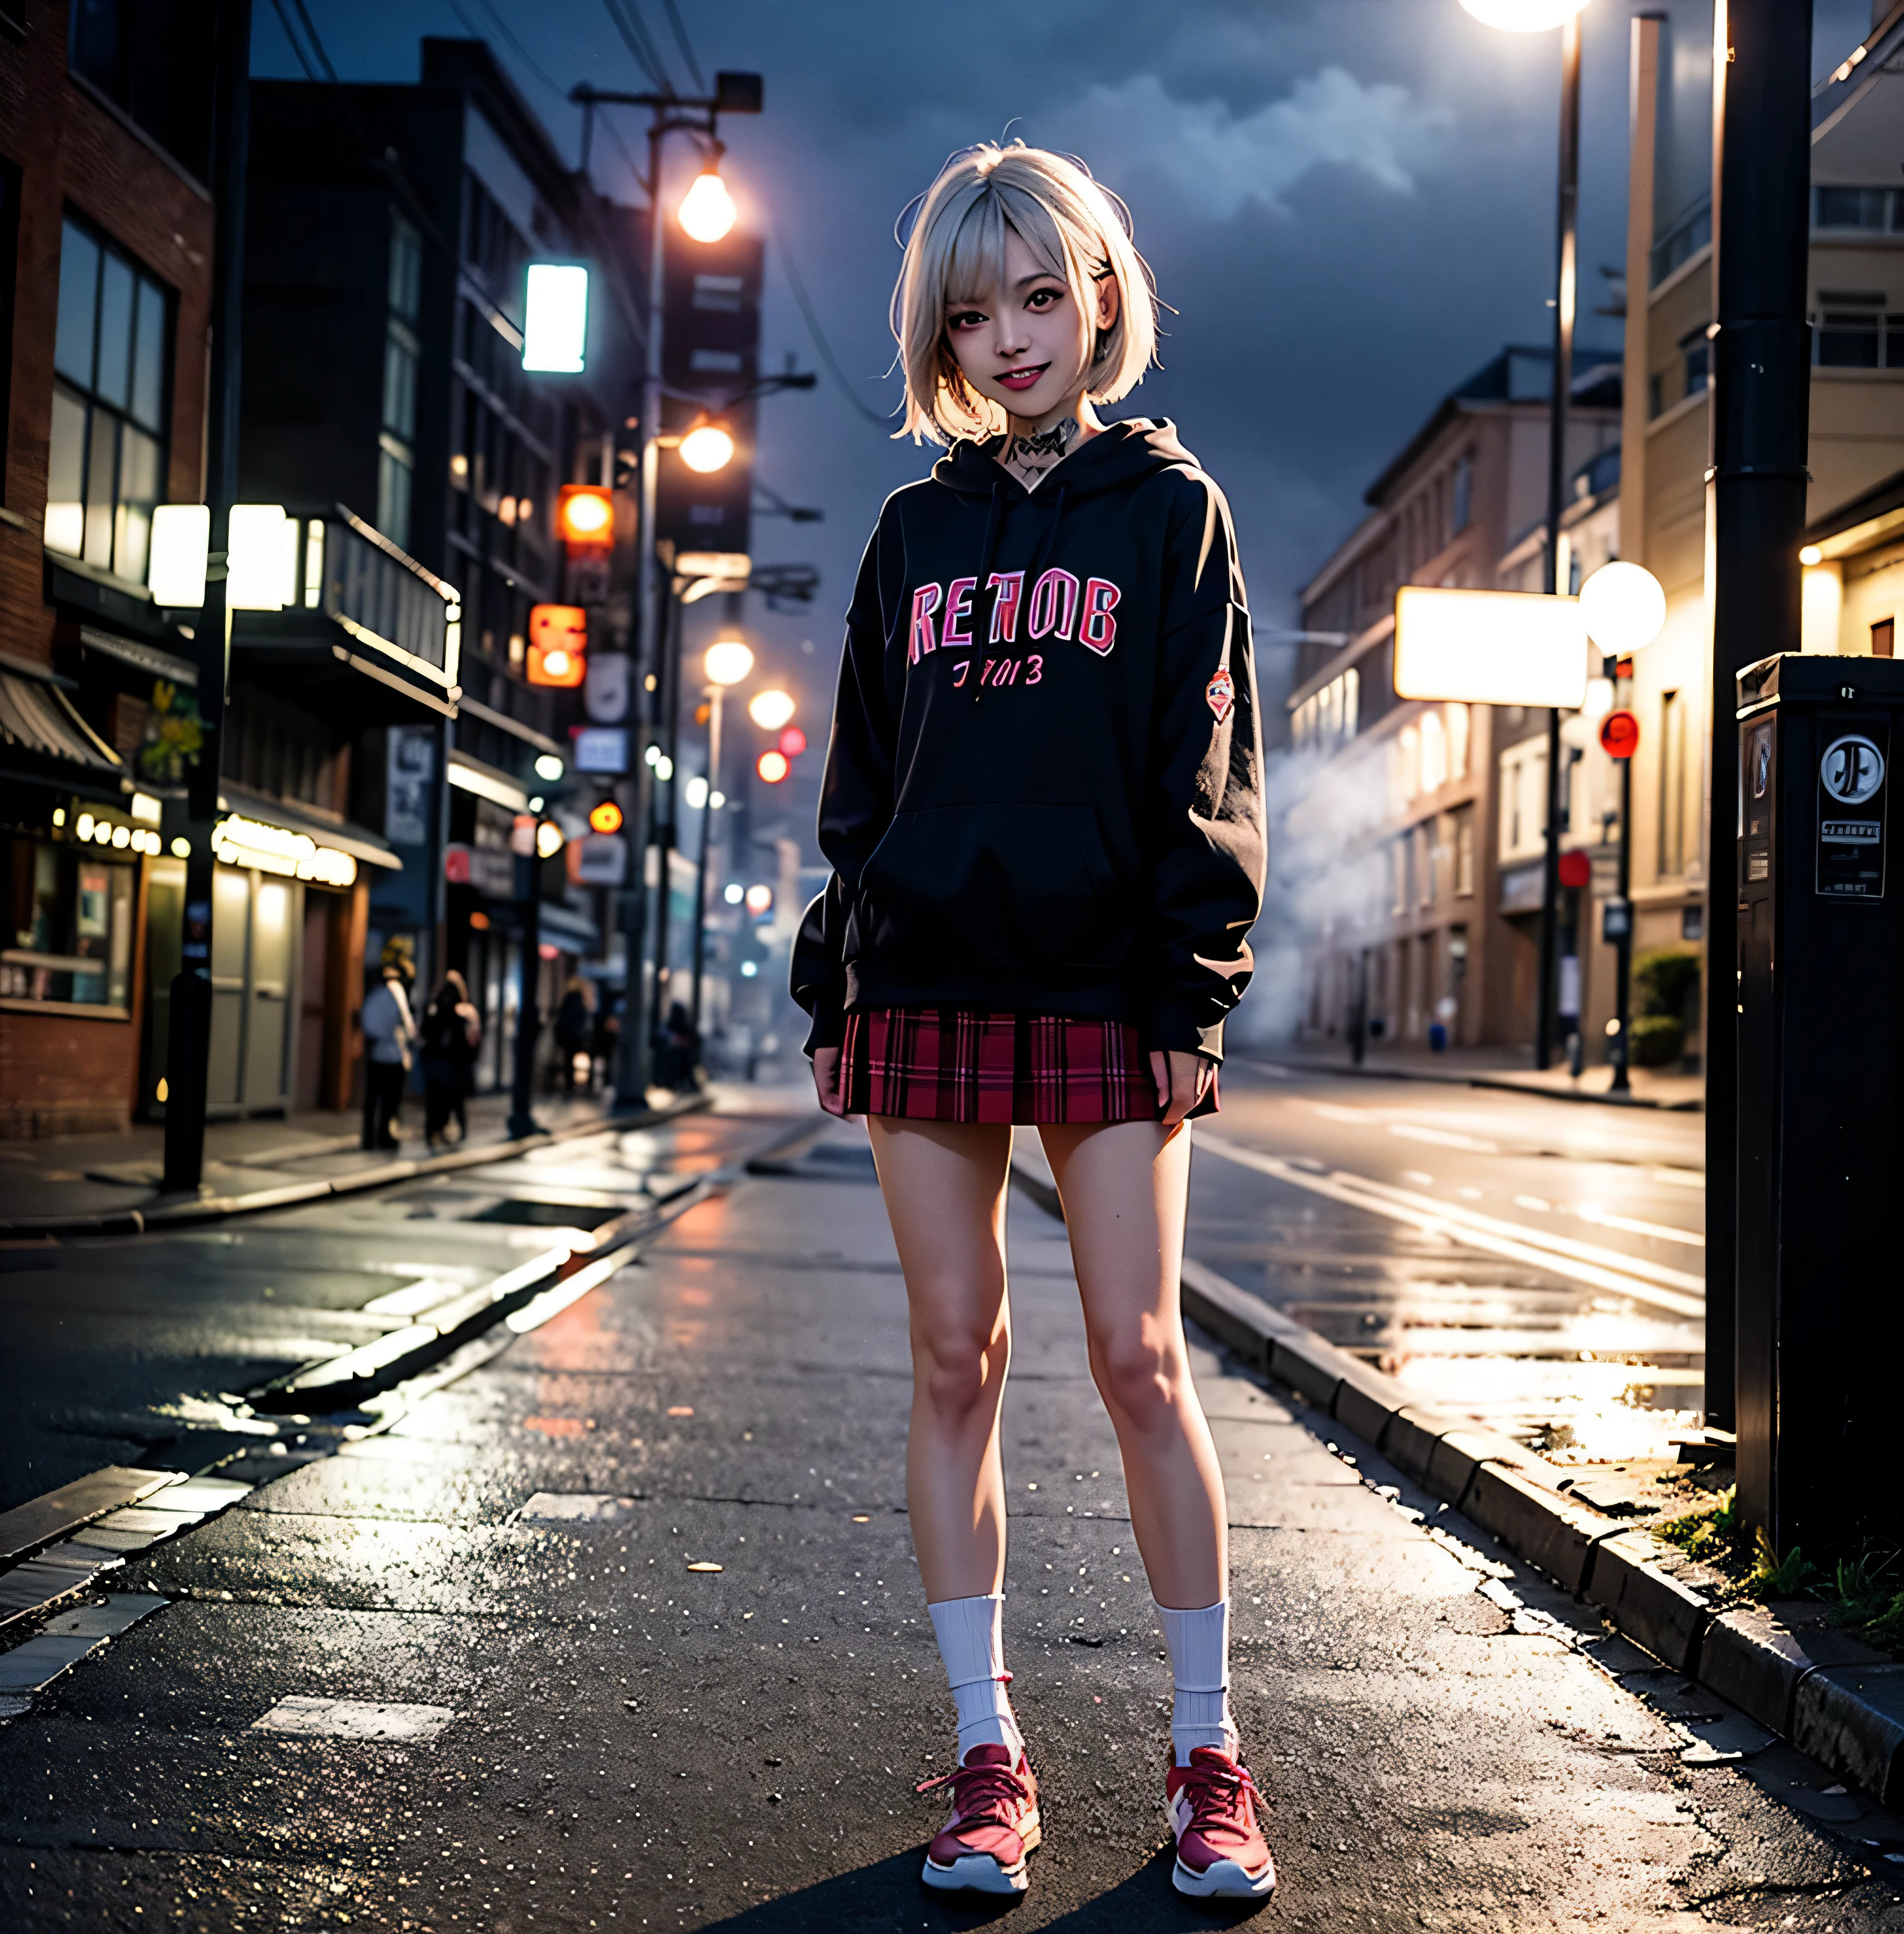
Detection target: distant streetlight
<box><xmin>1461</xmin><ymin>0</ymin><xmax>1589</xmax><ymax>1072</ymax></box>
<box><xmin>679</xmin><ymin>424</ymin><xmax>736</xmax><ymax>474</ymax></box>
<box><xmin>679</xmin><ymin>164</ymin><xmax>738</xmax><ymax>243</ymax></box>
<box><xmin>1579</xmin><ymin>560</ymin><xmax>1666</xmax><ymax>654</ymax></box>
<box><xmin>705</xmin><ymin>637</ymin><xmax>754</xmax><ymax>686</ymax></box>
<box><xmin>748</xmin><ymin>688</ymin><xmax>795</xmax><ymax>730</ymax></box>
<box><xmin>1459</xmin><ymin>0</ymin><xmax>1587</xmax><ymax>27</ymax></box>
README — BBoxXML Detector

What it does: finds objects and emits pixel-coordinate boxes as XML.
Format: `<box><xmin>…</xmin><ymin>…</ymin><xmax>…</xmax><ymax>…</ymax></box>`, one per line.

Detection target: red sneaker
<box><xmin>1165</xmin><ymin>1746</ymin><xmax>1277</xmax><ymax>1898</ymax></box>
<box><xmin>917</xmin><ymin>1743</ymin><xmax>1041</xmax><ymax>1894</ymax></box>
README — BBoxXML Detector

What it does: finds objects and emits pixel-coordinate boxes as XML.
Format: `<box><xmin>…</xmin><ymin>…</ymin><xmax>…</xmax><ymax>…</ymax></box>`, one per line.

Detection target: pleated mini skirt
<box><xmin>840</xmin><ymin>1006</ymin><xmax>1219</xmax><ymax>1126</ymax></box>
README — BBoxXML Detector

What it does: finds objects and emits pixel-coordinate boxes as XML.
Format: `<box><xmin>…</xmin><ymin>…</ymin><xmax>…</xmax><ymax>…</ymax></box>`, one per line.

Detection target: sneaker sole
<box><xmin>921</xmin><ymin>1820</ymin><xmax>1041</xmax><ymax>1895</ymax></box>
<box><xmin>1173</xmin><ymin>1854</ymin><xmax>1276</xmax><ymax>1899</ymax></box>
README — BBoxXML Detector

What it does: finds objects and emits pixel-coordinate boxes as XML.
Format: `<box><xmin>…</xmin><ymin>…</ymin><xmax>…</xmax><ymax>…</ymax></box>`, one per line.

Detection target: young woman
<box><xmin>792</xmin><ymin>142</ymin><xmax>1270</xmax><ymax>1900</ymax></box>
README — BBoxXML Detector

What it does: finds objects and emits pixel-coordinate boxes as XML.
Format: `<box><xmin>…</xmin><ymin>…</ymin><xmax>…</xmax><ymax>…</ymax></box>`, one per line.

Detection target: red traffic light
<box><xmin>527</xmin><ymin>603</ymin><xmax>586</xmax><ymax>687</ymax></box>
<box><xmin>557</xmin><ymin>484</ymin><xmax>614</xmax><ymax>553</ymax></box>
<box><xmin>1599</xmin><ymin>708</ymin><xmax>1640</xmax><ymax>759</ymax></box>
<box><xmin>1557</xmin><ymin>849</ymin><xmax>1592</xmax><ymax>890</ymax></box>
<box><xmin>588</xmin><ymin>799</ymin><xmax>624</xmax><ymax>834</ymax></box>
<box><xmin>756</xmin><ymin>749</ymin><xmax>790</xmax><ymax>784</ymax></box>
<box><xmin>777</xmin><ymin>725</ymin><xmax>808</xmax><ymax>758</ymax></box>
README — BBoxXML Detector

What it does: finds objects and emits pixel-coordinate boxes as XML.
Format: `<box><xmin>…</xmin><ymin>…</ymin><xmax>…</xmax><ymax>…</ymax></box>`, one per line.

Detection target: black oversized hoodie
<box><xmin>791</xmin><ymin>419</ymin><xmax>1265</xmax><ymax>1058</ymax></box>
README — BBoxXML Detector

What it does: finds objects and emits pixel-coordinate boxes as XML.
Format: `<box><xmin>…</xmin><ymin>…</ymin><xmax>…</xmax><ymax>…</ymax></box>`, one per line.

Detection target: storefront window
<box><xmin>2</xmin><ymin>836</ymin><xmax>135</xmax><ymax>1010</ymax></box>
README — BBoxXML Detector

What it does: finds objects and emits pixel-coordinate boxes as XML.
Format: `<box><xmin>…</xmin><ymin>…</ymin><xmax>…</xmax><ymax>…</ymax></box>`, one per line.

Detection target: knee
<box><xmin>912</xmin><ymin>1312</ymin><xmax>1009</xmax><ymax>1427</ymax></box>
<box><xmin>1089</xmin><ymin>1326</ymin><xmax>1183</xmax><ymax>1431</ymax></box>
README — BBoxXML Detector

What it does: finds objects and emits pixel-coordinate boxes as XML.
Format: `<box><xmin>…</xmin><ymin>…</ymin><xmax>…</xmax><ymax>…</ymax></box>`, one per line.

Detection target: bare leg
<box><xmin>1038</xmin><ymin>1119</ymin><xmax>1225</xmax><ymax>1609</ymax></box>
<box><xmin>865</xmin><ymin>1116</ymin><xmax>1016</xmax><ymax>1603</ymax></box>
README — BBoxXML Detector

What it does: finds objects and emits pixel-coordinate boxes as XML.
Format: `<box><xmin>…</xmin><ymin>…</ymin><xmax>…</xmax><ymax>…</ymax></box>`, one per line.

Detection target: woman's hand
<box><xmin>812</xmin><ymin>1045</ymin><xmax>848</xmax><ymax>1117</ymax></box>
<box><xmin>1149</xmin><ymin>1048</ymin><xmax>1214</xmax><ymax>1127</ymax></box>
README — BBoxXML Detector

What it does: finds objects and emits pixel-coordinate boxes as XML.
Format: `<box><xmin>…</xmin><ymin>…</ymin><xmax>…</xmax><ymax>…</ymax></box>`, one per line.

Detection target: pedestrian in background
<box><xmin>554</xmin><ymin>975</ymin><xmax>595</xmax><ymax>1094</ymax></box>
<box><xmin>794</xmin><ymin>143</ymin><xmax>1270</xmax><ymax>1901</ymax></box>
<box><xmin>359</xmin><ymin>954</ymin><xmax>416</xmax><ymax>1151</ymax></box>
<box><xmin>420</xmin><ymin>969</ymin><xmax>480</xmax><ymax>1151</ymax></box>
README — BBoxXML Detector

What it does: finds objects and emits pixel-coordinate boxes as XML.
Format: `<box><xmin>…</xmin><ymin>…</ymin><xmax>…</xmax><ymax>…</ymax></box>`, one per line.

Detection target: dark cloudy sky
<box><xmin>271</xmin><ymin>0</ymin><xmax>1870</xmax><ymax>711</ymax></box>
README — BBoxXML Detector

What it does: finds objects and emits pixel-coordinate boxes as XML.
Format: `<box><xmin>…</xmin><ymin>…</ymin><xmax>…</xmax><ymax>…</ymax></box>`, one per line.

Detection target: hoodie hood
<box><xmin>931</xmin><ymin>418</ymin><xmax>1198</xmax><ymax>501</ymax></box>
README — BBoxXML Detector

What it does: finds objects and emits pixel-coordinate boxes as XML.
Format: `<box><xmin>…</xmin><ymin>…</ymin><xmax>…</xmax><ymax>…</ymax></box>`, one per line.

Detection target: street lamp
<box><xmin>747</xmin><ymin>688</ymin><xmax>795</xmax><ymax>730</ymax></box>
<box><xmin>1460</xmin><ymin>0</ymin><xmax>1587</xmax><ymax>1073</ymax></box>
<box><xmin>679</xmin><ymin>162</ymin><xmax>738</xmax><ymax>243</ymax></box>
<box><xmin>688</xmin><ymin>635</ymin><xmax>756</xmax><ymax>1035</ymax></box>
<box><xmin>1579</xmin><ymin>560</ymin><xmax>1665</xmax><ymax>1095</ymax></box>
<box><xmin>679</xmin><ymin>423</ymin><xmax>737</xmax><ymax>474</ymax></box>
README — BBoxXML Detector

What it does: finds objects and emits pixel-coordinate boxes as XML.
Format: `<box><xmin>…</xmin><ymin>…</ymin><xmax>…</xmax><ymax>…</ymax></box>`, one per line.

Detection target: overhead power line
<box><xmin>658</xmin><ymin>0</ymin><xmax>707</xmax><ymax>93</ymax></box>
<box><xmin>599</xmin><ymin>0</ymin><xmax>672</xmax><ymax>92</ymax></box>
<box><xmin>774</xmin><ymin>227</ymin><xmax>899</xmax><ymax>433</ymax></box>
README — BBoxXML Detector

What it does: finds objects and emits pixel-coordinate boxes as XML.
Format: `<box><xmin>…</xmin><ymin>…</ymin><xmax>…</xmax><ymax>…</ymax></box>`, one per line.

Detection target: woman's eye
<box><xmin>947</xmin><ymin>310</ymin><xmax>986</xmax><ymax>330</ymax></box>
<box><xmin>1026</xmin><ymin>288</ymin><xmax>1062</xmax><ymax>311</ymax></box>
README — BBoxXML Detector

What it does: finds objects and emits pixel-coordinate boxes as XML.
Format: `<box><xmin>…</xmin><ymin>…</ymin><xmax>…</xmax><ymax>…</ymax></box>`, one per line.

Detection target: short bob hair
<box><xmin>891</xmin><ymin>142</ymin><xmax>1158</xmax><ymax>446</ymax></box>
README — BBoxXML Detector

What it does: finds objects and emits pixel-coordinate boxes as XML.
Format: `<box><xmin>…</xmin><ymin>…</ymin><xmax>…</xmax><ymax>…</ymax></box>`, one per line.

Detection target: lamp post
<box><xmin>1459</xmin><ymin>0</ymin><xmax>1588</xmax><ymax>1071</ymax></box>
<box><xmin>692</xmin><ymin>633</ymin><xmax>755</xmax><ymax>1037</ymax></box>
<box><xmin>570</xmin><ymin>73</ymin><xmax>761</xmax><ymax>1108</ymax></box>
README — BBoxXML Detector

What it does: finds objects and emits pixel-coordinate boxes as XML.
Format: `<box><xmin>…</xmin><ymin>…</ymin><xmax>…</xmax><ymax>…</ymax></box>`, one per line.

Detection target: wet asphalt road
<box><xmin>1188</xmin><ymin>1064</ymin><xmax>1708</xmax><ymax>1459</ymax></box>
<box><xmin>2</xmin><ymin>1090</ymin><xmax>1902</xmax><ymax>1931</ymax></box>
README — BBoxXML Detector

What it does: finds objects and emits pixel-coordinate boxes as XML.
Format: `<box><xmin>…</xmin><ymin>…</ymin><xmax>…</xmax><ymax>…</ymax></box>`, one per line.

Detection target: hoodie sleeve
<box><xmin>790</xmin><ymin>521</ymin><xmax>898</xmax><ymax>1055</ymax></box>
<box><xmin>1140</xmin><ymin>472</ymin><xmax>1266</xmax><ymax>1060</ymax></box>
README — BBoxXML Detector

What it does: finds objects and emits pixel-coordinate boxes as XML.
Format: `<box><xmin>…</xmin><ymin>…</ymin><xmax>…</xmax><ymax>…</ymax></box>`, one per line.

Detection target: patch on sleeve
<box><xmin>1205</xmin><ymin>668</ymin><xmax>1235</xmax><ymax>723</ymax></box>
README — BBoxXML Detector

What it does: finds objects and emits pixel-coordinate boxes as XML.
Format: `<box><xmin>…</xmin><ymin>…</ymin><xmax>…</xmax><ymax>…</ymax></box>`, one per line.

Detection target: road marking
<box><xmin>254</xmin><ymin>1696</ymin><xmax>456</xmax><ymax>1742</ymax></box>
<box><xmin>518</xmin><ymin>1493</ymin><xmax>637</xmax><ymax>1523</ymax></box>
<box><xmin>1387</xmin><ymin>1122</ymin><xmax>1500</xmax><ymax>1153</ymax></box>
<box><xmin>1193</xmin><ymin>1130</ymin><xmax>1705</xmax><ymax>1320</ymax></box>
<box><xmin>1576</xmin><ymin>1205</ymin><xmax>1706</xmax><ymax>1248</ymax></box>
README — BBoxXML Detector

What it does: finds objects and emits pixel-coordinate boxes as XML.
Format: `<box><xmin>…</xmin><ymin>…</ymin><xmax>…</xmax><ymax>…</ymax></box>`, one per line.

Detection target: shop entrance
<box><xmin>206</xmin><ymin>863</ymin><xmax>301</xmax><ymax>1115</ymax></box>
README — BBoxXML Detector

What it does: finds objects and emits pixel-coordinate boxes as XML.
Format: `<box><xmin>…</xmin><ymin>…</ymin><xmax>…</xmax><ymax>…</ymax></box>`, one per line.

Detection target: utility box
<box><xmin>1735</xmin><ymin>653</ymin><xmax>1904</xmax><ymax>1558</ymax></box>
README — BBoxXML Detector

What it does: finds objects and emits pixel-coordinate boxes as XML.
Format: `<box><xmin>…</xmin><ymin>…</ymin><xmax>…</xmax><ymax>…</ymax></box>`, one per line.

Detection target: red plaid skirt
<box><xmin>840</xmin><ymin>1007</ymin><xmax>1219</xmax><ymax>1125</ymax></box>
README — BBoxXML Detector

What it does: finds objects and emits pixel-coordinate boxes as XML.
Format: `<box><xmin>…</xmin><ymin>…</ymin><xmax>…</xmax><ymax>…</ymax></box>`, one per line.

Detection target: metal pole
<box><xmin>507</xmin><ymin>829</ymin><xmax>543</xmax><ymax>1140</ymax></box>
<box><xmin>691</xmin><ymin>684</ymin><xmax>721</xmax><ymax>1031</ymax></box>
<box><xmin>162</xmin><ymin>0</ymin><xmax>249</xmax><ymax>1194</ymax></box>
<box><xmin>1610</xmin><ymin>755</ymin><xmax>1633</xmax><ymax>1094</ymax></box>
<box><xmin>649</xmin><ymin>587</ymin><xmax>683</xmax><ymax>1035</ymax></box>
<box><xmin>1534</xmin><ymin>10</ymin><xmax>1582</xmax><ymax>1072</ymax></box>
<box><xmin>1713</xmin><ymin>0</ymin><xmax>1814</xmax><ymax>1473</ymax></box>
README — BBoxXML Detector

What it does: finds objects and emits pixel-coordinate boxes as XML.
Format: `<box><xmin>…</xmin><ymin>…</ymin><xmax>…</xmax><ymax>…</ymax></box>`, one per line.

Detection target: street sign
<box><xmin>1392</xmin><ymin>586</ymin><xmax>1588</xmax><ymax>708</ymax></box>
<box><xmin>1557</xmin><ymin>848</ymin><xmax>1592</xmax><ymax>889</ymax></box>
<box><xmin>1601</xmin><ymin>896</ymin><xmax>1632</xmax><ymax>940</ymax></box>
<box><xmin>572</xmin><ymin>726</ymin><xmax>629</xmax><ymax>773</ymax></box>
<box><xmin>574</xmin><ymin>833</ymin><xmax>627</xmax><ymax>885</ymax></box>
<box><xmin>1599</xmin><ymin>708</ymin><xmax>1640</xmax><ymax>758</ymax></box>
<box><xmin>528</xmin><ymin>604</ymin><xmax>586</xmax><ymax>687</ymax></box>
<box><xmin>585</xmin><ymin>652</ymin><xmax>630</xmax><ymax>723</ymax></box>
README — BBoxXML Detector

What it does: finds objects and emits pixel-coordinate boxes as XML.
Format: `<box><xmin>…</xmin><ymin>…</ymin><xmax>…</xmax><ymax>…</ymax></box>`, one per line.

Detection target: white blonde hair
<box><xmin>890</xmin><ymin>142</ymin><xmax>1159</xmax><ymax>446</ymax></box>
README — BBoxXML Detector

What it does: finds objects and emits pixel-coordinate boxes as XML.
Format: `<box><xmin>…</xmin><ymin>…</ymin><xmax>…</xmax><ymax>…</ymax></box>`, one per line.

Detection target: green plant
<box><xmin>1749</xmin><ymin>1525</ymin><xmax>1820</xmax><ymax>1599</ymax></box>
<box><xmin>1835</xmin><ymin>1553</ymin><xmax>1893</xmax><ymax>1622</ymax></box>
<box><xmin>1864</xmin><ymin>1592</ymin><xmax>1904</xmax><ymax>1650</ymax></box>
<box><xmin>1634</xmin><ymin>946</ymin><xmax>1700</xmax><ymax>1021</ymax></box>
<box><xmin>1631</xmin><ymin>1014</ymin><xmax>1687</xmax><ymax>1067</ymax></box>
<box><xmin>1656</xmin><ymin>1484</ymin><xmax>1747</xmax><ymax>1565</ymax></box>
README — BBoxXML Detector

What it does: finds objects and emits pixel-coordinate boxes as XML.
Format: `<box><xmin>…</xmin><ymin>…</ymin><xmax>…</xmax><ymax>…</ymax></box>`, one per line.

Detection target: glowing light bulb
<box><xmin>1578</xmin><ymin>560</ymin><xmax>1666</xmax><ymax>653</ymax></box>
<box><xmin>705</xmin><ymin>638</ymin><xmax>754</xmax><ymax>687</ymax></box>
<box><xmin>1458</xmin><ymin>0</ymin><xmax>1590</xmax><ymax>28</ymax></box>
<box><xmin>748</xmin><ymin>688</ymin><xmax>795</xmax><ymax>730</ymax></box>
<box><xmin>679</xmin><ymin>168</ymin><xmax>737</xmax><ymax>243</ymax></box>
<box><xmin>679</xmin><ymin>425</ymin><xmax>736</xmax><ymax>474</ymax></box>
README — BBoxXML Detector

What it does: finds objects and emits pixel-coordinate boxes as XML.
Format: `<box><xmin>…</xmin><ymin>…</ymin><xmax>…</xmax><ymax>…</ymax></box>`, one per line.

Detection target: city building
<box><xmin>1280</xmin><ymin>346</ymin><xmax>1620</xmax><ymax>1051</ymax></box>
<box><xmin>241</xmin><ymin>38</ymin><xmax>646</xmax><ymax>1094</ymax></box>
<box><xmin>0</xmin><ymin>0</ymin><xmax>221</xmax><ymax>1135</ymax></box>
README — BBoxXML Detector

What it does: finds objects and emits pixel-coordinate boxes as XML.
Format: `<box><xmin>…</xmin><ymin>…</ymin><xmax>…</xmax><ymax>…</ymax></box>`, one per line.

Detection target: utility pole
<box><xmin>1712</xmin><ymin>0</ymin><xmax>1814</xmax><ymax>1476</ymax></box>
<box><xmin>1534</xmin><ymin>9</ymin><xmax>1582</xmax><ymax>1072</ymax></box>
<box><xmin>162</xmin><ymin>0</ymin><xmax>249</xmax><ymax>1194</ymax></box>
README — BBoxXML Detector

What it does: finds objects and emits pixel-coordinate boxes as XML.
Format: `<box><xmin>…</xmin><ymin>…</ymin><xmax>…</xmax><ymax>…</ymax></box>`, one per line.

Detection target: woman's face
<box><xmin>944</xmin><ymin>223</ymin><xmax>1119</xmax><ymax>423</ymax></box>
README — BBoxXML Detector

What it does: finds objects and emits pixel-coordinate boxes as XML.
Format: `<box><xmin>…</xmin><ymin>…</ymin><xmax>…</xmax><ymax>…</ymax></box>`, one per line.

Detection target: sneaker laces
<box><xmin>1180</xmin><ymin>1756</ymin><xmax>1260</xmax><ymax>1838</ymax></box>
<box><xmin>917</xmin><ymin>1752</ymin><xmax>1030</xmax><ymax>1825</ymax></box>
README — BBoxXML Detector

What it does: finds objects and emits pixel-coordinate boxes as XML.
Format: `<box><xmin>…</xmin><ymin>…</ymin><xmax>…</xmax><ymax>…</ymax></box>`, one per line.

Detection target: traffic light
<box><xmin>557</xmin><ymin>484</ymin><xmax>614</xmax><ymax>554</ymax></box>
<box><xmin>778</xmin><ymin>726</ymin><xmax>807</xmax><ymax>758</ymax></box>
<box><xmin>527</xmin><ymin>603</ymin><xmax>586</xmax><ymax>687</ymax></box>
<box><xmin>588</xmin><ymin>799</ymin><xmax>624</xmax><ymax>834</ymax></box>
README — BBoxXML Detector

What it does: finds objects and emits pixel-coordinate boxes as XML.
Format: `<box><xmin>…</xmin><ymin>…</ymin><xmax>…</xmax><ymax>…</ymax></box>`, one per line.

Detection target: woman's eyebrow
<box><xmin>1013</xmin><ymin>271</ymin><xmax>1064</xmax><ymax>292</ymax></box>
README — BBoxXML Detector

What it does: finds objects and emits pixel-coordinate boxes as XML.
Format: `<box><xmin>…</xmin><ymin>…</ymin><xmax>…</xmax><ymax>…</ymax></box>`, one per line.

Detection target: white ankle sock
<box><xmin>1156</xmin><ymin>1597</ymin><xmax>1237</xmax><ymax>1765</ymax></box>
<box><xmin>928</xmin><ymin>1593</ymin><xmax>1023</xmax><ymax>1762</ymax></box>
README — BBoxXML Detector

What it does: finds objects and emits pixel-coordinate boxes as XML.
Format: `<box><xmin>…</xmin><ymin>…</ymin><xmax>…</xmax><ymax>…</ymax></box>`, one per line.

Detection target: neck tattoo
<box><xmin>1003</xmin><ymin>415</ymin><xmax>1079</xmax><ymax>489</ymax></box>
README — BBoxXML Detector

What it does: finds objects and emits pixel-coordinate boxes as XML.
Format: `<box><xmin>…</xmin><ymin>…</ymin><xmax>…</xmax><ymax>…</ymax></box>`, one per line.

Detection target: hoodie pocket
<box><xmin>856</xmin><ymin>803</ymin><xmax>1127</xmax><ymax>975</ymax></box>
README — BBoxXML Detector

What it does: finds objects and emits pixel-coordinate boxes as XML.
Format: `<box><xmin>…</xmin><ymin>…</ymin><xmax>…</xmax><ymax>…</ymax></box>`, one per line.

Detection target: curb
<box><xmin>1252</xmin><ymin>1055</ymin><xmax>1703</xmax><ymax>1113</ymax></box>
<box><xmin>0</xmin><ymin>1091</ymin><xmax>710</xmax><ymax>1240</ymax></box>
<box><xmin>1007</xmin><ymin>1150</ymin><xmax>1902</xmax><ymax>1812</ymax></box>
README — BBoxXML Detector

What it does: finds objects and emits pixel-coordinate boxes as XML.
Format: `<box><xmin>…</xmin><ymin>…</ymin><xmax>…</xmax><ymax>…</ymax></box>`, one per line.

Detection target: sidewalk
<box><xmin>0</xmin><ymin>1083</ymin><xmax>704</xmax><ymax>1236</ymax></box>
<box><xmin>1263</xmin><ymin>1039</ymin><xmax>1705</xmax><ymax>1110</ymax></box>
<box><xmin>0</xmin><ymin>1111</ymin><xmax>1890</xmax><ymax>1928</ymax></box>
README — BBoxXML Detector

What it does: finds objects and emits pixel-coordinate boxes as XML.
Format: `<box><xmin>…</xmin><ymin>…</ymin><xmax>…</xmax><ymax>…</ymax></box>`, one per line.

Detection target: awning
<box><xmin>448</xmin><ymin>750</ymin><xmax>529</xmax><ymax>812</ymax></box>
<box><xmin>217</xmin><ymin>782</ymin><xmax>402</xmax><ymax>872</ymax></box>
<box><xmin>0</xmin><ymin>665</ymin><xmax>125</xmax><ymax>778</ymax></box>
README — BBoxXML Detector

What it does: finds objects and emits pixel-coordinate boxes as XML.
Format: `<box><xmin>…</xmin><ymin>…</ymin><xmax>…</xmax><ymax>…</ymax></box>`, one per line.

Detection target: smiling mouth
<box><xmin>995</xmin><ymin>363</ymin><xmax>1050</xmax><ymax>391</ymax></box>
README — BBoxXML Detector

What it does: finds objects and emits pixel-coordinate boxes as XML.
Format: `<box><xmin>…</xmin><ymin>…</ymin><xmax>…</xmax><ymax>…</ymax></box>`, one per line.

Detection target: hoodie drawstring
<box><xmin>970</xmin><ymin>480</ymin><xmax>1005</xmax><ymax>704</ymax></box>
